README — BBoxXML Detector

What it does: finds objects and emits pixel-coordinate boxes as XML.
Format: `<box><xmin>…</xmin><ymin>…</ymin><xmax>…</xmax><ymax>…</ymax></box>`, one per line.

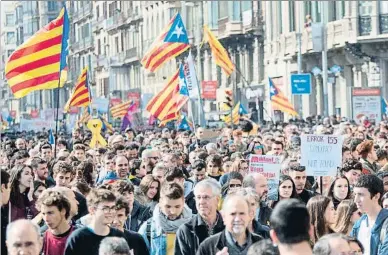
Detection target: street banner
<box><xmin>41</xmin><ymin>109</ymin><xmax>64</xmax><ymax>120</ymax></box>
<box><xmin>19</xmin><ymin>119</ymin><xmax>56</xmax><ymax>132</ymax></box>
<box><xmin>249</xmin><ymin>155</ymin><xmax>282</xmax><ymax>201</ymax></box>
<box><xmin>91</xmin><ymin>97</ymin><xmax>109</xmax><ymax>113</ymax></box>
<box><xmin>300</xmin><ymin>134</ymin><xmax>344</xmax><ymax>176</ymax></box>
<box><xmin>184</xmin><ymin>52</ymin><xmax>200</xmax><ymax>99</ymax></box>
<box><xmin>127</xmin><ymin>92</ymin><xmax>141</xmax><ymax>112</ymax></box>
<box><xmin>352</xmin><ymin>88</ymin><xmax>382</xmax><ymax>124</ymax></box>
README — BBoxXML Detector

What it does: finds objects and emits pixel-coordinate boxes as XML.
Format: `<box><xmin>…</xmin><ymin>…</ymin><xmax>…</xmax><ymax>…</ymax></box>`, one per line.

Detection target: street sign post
<box><xmin>291</xmin><ymin>74</ymin><xmax>312</xmax><ymax>95</ymax></box>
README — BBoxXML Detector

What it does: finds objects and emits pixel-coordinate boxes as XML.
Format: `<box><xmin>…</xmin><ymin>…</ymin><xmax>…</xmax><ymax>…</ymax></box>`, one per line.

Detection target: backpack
<box><xmin>380</xmin><ymin>217</ymin><xmax>388</xmax><ymax>243</ymax></box>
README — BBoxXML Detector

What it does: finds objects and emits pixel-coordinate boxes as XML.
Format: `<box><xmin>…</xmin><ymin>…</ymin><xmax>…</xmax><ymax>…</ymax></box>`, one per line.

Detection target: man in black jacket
<box><xmin>175</xmin><ymin>179</ymin><xmax>224</xmax><ymax>255</ymax></box>
<box><xmin>289</xmin><ymin>165</ymin><xmax>316</xmax><ymax>204</ymax></box>
<box><xmin>196</xmin><ymin>194</ymin><xmax>263</xmax><ymax>255</ymax></box>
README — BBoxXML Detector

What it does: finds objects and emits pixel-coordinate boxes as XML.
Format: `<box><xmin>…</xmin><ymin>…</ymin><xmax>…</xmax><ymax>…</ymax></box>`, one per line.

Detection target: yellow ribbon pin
<box><xmin>87</xmin><ymin>118</ymin><xmax>107</xmax><ymax>148</ymax></box>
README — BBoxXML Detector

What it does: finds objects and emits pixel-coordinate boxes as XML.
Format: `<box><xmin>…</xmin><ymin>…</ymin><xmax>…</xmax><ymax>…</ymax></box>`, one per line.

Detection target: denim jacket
<box><xmin>138</xmin><ymin>217</ymin><xmax>167</xmax><ymax>255</ymax></box>
<box><xmin>350</xmin><ymin>209</ymin><xmax>388</xmax><ymax>255</ymax></box>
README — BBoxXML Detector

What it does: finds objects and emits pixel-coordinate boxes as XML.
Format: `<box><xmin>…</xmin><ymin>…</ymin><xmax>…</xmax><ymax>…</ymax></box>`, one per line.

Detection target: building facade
<box><xmin>263</xmin><ymin>1</ymin><xmax>388</xmax><ymax>121</ymax></box>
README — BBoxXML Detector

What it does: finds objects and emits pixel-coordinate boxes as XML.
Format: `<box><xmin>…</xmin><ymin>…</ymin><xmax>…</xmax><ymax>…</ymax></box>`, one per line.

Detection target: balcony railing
<box><xmin>380</xmin><ymin>14</ymin><xmax>388</xmax><ymax>34</ymax></box>
<box><xmin>106</xmin><ymin>13</ymin><xmax>128</xmax><ymax>31</ymax></box>
<box><xmin>72</xmin><ymin>3</ymin><xmax>93</xmax><ymax>22</ymax></box>
<box><xmin>218</xmin><ymin>17</ymin><xmax>229</xmax><ymax>37</ymax></box>
<box><xmin>359</xmin><ymin>16</ymin><xmax>371</xmax><ymax>36</ymax></box>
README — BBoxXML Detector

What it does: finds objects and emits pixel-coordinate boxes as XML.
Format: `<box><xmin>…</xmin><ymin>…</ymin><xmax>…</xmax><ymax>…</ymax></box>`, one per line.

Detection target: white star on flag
<box><xmin>172</xmin><ymin>25</ymin><xmax>184</xmax><ymax>39</ymax></box>
<box><xmin>270</xmin><ymin>86</ymin><xmax>276</xmax><ymax>95</ymax></box>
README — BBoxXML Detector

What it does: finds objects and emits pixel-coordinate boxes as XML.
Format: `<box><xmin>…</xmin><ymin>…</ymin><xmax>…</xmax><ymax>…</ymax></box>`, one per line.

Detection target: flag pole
<box><xmin>234</xmin><ymin>65</ymin><xmax>275</xmax><ymax>124</ymax></box>
<box><xmin>54</xmin><ymin>73</ymin><xmax>61</xmax><ymax>158</ymax></box>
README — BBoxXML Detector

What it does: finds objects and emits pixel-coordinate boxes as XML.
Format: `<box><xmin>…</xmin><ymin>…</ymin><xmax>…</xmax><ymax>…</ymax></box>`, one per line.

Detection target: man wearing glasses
<box><xmin>175</xmin><ymin>179</ymin><xmax>225</xmax><ymax>255</ymax></box>
<box><xmin>64</xmin><ymin>189</ymin><xmax>124</xmax><ymax>255</ymax></box>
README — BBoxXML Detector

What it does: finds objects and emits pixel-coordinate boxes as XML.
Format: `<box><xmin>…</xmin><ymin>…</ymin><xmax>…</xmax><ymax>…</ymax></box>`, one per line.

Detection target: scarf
<box><xmin>153</xmin><ymin>204</ymin><xmax>192</xmax><ymax>233</ymax></box>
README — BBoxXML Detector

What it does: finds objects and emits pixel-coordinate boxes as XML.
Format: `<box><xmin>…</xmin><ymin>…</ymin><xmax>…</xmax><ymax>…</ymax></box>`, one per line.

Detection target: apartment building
<box><xmin>263</xmin><ymin>1</ymin><xmax>388</xmax><ymax>120</ymax></box>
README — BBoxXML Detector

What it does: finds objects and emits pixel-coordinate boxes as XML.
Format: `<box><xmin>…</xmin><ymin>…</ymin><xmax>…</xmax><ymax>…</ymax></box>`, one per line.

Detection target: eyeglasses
<box><xmin>97</xmin><ymin>206</ymin><xmax>116</xmax><ymax>213</ymax></box>
<box><xmin>147</xmin><ymin>156</ymin><xmax>159</xmax><ymax>160</ymax></box>
<box><xmin>229</xmin><ymin>184</ymin><xmax>242</xmax><ymax>188</ymax></box>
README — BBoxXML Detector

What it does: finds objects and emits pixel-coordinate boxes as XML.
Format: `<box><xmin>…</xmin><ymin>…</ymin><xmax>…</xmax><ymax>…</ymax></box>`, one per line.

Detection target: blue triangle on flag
<box><xmin>178</xmin><ymin>116</ymin><xmax>191</xmax><ymax>131</ymax></box>
<box><xmin>164</xmin><ymin>13</ymin><xmax>189</xmax><ymax>44</ymax></box>
<box><xmin>239</xmin><ymin>103</ymin><xmax>248</xmax><ymax>115</ymax></box>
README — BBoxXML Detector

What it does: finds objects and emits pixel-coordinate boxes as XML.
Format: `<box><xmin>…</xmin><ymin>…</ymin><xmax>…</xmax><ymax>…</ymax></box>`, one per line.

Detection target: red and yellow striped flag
<box><xmin>146</xmin><ymin>68</ymin><xmax>188</xmax><ymax>122</ymax></box>
<box><xmin>5</xmin><ymin>7</ymin><xmax>69</xmax><ymax>98</ymax></box>
<box><xmin>203</xmin><ymin>25</ymin><xmax>235</xmax><ymax>77</ymax></box>
<box><xmin>111</xmin><ymin>101</ymin><xmax>133</xmax><ymax>119</ymax></box>
<box><xmin>141</xmin><ymin>13</ymin><xmax>189</xmax><ymax>73</ymax></box>
<box><xmin>64</xmin><ymin>67</ymin><xmax>90</xmax><ymax>111</ymax></box>
<box><xmin>269</xmin><ymin>78</ymin><xmax>298</xmax><ymax>116</ymax></box>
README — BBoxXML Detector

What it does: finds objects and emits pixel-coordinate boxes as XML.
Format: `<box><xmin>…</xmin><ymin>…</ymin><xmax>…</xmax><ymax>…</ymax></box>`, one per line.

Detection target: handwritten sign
<box><xmin>249</xmin><ymin>155</ymin><xmax>282</xmax><ymax>201</ymax></box>
<box><xmin>300</xmin><ymin>135</ymin><xmax>343</xmax><ymax>176</ymax></box>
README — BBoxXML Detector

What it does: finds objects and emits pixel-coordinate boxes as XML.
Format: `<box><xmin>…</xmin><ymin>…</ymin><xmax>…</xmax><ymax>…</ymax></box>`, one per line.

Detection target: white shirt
<box><xmin>358</xmin><ymin>217</ymin><xmax>373</xmax><ymax>255</ymax></box>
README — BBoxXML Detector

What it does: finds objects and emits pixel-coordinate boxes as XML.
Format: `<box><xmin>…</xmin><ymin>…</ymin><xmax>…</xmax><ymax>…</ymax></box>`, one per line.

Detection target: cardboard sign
<box><xmin>201</xmin><ymin>81</ymin><xmax>217</xmax><ymax>100</ymax></box>
<box><xmin>249</xmin><ymin>155</ymin><xmax>282</xmax><ymax>201</ymax></box>
<box><xmin>300</xmin><ymin>135</ymin><xmax>344</xmax><ymax>176</ymax></box>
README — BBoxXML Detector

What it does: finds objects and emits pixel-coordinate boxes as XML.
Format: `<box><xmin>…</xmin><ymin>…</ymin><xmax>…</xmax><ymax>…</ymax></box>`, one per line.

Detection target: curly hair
<box><xmin>356</xmin><ymin>140</ymin><xmax>373</xmax><ymax>158</ymax></box>
<box><xmin>75</xmin><ymin>161</ymin><xmax>94</xmax><ymax>186</ymax></box>
<box><xmin>86</xmin><ymin>188</ymin><xmax>116</xmax><ymax>208</ymax></box>
<box><xmin>53</xmin><ymin>161</ymin><xmax>74</xmax><ymax>177</ymax></box>
<box><xmin>36</xmin><ymin>189</ymin><xmax>71</xmax><ymax>219</ymax></box>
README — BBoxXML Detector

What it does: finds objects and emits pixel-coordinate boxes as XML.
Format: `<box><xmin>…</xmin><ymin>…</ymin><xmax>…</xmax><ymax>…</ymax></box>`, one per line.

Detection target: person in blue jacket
<box><xmin>351</xmin><ymin>174</ymin><xmax>388</xmax><ymax>255</ymax></box>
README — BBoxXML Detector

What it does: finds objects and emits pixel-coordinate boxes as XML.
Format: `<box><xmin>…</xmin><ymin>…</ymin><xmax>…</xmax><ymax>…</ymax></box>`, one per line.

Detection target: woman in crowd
<box><xmin>247</xmin><ymin>140</ymin><xmax>266</xmax><ymax>155</ymax></box>
<box><xmin>231</xmin><ymin>159</ymin><xmax>250</xmax><ymax>177</ymax></box>
<box><xmin>307</xmin><ymin>195</ymin><xmax>336</xmax><ymax>244</ymax></box>
<box><xmin>32</xmin><ymin>181</ymin><xmax>46</xmax><ymax>201</ymax></box>
<box><xmin>221</xmin><ymin>171</ymin><xmax>244</xmax><ymax>197</ymax></box>
<box><xmin>9</xmin><ymin>164</ymin><xmax>37</xmax><ymax>221</ymax></box>
<box><xmin>206</xmin><ymin>155</ymin><xmax>223</xmax><ymax>181</ymax></box>
<box><xmin>135</xmin><ymin>174</ymin><xmax>160</xmax><ymax>209</ymax></box>
<box><xmin>326</xmin><ymin>175</ymin><xmax>351</xmax><ymax>209</ymax></box>
<box><xmin>269</xmin><ymin>175</ymin><xmax>298</xmax><ymax>209</ymax></box>
<box><xmin>333</xmin><ymin>200</ymin><xmax>361</xmax><ymax>235</ymax></box>
<box><xmin>382</xmin><ymin>192</ymin><xmax>388</xmax><ymax>209</ymax></box>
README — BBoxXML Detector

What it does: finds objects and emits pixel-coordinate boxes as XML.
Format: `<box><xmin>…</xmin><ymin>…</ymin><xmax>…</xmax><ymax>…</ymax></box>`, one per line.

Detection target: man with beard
<box><xmin>243</xmin><ymin>173</ymin><xmax>271</xmax><ymax>226</ymax></box>
<box><xmin>64</xmin><ymin>189</ymin><xmax>124</xmax><ymax>255</ymax></box>
<box><xmin>141</xmin><ymin>149</ymin><xmax>160</xmax><ymax>170</ymax></box>
<box><xmin>197</xmin><ymin>194</ymin><xmax>263</xmax><ymax>255</ymax></box>
<box><xmin>288</xmin><ymin>164</ymin><xmax>315</xmax><ymax>204</ymax></box>
<box><xmin>37</xmin><ymin>189</ymin><xmax>75</xmax><ymax>255</ymax></box>
<box><xmin>125</xmin><ymin>143</ymin><xmax>139</xmax><ymax>160</ymax></box>
<box><xmin>139</xmin><ymin>183</ymin><xmax>193</xmax><ymax>254</ymax></box>
<box><xmin>175</xmin><ymin>179</ymin><xmax>225</xmax><ymax>255</ymax></box>
<box><xmin>31</xmin><ymin>158</ymin><xmax>55</xmax><ymax>187</ymax></box>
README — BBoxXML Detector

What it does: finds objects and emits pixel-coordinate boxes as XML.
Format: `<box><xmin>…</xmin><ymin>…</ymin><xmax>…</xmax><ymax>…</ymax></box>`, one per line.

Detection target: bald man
<box><xmin>243</xmin><ymin>173</ymin><xmax>271</xmax><ymax>226</ymax></box>
<box><xmin>15</xmin><ymin>138</ymin><xmax>26</xmax><ymax>150</ymax></box>
<box><xmin>6</xmin><ymin>219</ymin><xmax>42</xmax><ymax>255</ymax></box>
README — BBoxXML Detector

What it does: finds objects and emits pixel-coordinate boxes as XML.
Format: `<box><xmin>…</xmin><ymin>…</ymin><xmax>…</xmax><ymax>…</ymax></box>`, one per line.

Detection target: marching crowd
<box><xmin>1</xmin><ymin>115</ymin><xmax>388</xmax><ymax>255</ymax></box>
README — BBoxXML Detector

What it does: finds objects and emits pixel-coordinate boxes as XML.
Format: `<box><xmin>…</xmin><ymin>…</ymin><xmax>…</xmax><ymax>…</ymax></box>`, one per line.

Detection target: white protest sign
<box><xmin>249</xmin><ymin>155</ymin><xmax>282</xmax><ymax>201</ymax></box>
<box><xmin>184</xmin><ymin>52</ymin><xmax>200</xmax><ymax>99</ymax></box>
<box><xmin>300</xmin><ymin>135</ymin><xmax>343</xmax><ymax>176</ymax></box>
<box><xmin>19</xmin><ymin>119</ymin><xmax>56</xmax><ymax>132</ymax></box>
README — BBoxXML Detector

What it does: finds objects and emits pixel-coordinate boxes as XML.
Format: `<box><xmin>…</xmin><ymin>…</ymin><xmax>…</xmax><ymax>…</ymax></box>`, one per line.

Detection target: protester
<box><xmin>288</xmin><ymin>165</ymin><xmax>315</xmax><ymax>204</ymax></box>
<box><xmin>312</xmin><ymin>233</ymin><xmax>352</xmax><ymax>255</ymax></box>
<box><xmin>326</xmin><ymin>175</ymin><xmax>351</xmax><ymax>209</ymax></box>
<box><xmin>269</xmin><ymin>175</ymin><xmax>298</xmax><ymax>209</ymax></box>
<box><xmin>1</xmin><ymin>169</ymin><xmax>11</xmax><ymax>255</ymax></box>
<box><xmin>98</xmin><ymin>237</ymin><xmax>131</xmax><ymax>255</ymax></box>
<box><xmin>351</xmin><ymin>174</ymin><xmax>388</xmax><ymax>255</ymax></box>
<box><xmin>64</xmin><ymin>189</ymin><xmax>124</xmax><ymax>255</ymax></box>
<box><xmin>196</xmin><ymin>193</ymin><xmax>263</xmax><ymax>255</ymax></box>
<box><xmin>6</xmin><ymin>219</ymin><xmax>42</xmax><ymax>255</ymax></box>
<box><xmin>175</xmin><ymin>179</ymin><xmax>224</xmax><ymax>255</ymax></box>
<box><xmin>270</xmin><ymin>199</ymin><xmax>313</xmax><ymax>255</ymax></box>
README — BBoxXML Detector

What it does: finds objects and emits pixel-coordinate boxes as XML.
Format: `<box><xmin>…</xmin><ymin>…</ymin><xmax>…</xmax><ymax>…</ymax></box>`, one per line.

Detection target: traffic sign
<box><xmin>291</xmin><ymin>74</ymin><xmax>311</xmax><ymax>95</ymax></box>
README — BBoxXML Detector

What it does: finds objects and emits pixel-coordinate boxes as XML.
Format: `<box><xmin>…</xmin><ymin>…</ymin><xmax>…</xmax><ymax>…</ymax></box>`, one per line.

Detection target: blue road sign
<box><xmin>291</xmin><ymin>74</ymin><xmax>311</xmax><ymax>95</ymax></box>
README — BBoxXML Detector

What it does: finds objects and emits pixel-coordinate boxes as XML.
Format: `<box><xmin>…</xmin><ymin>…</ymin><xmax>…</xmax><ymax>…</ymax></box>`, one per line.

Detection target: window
<box><xmin>115</xmin><ymin>37</ymin><xmax>119</xmax><ymax>53</ymax></box>
<box><xmin>230</xmin><ymin>1</ymin><xmax>241</xmax><ymax>21</ymax></box>
<box><xmin>7</xmin><ymin>50</ymin><xmax>14</xmax><ymax>58</ymax></box>
<box><xmin>209</xmin><ymin>1</ymin><xmax>219</xmax><ymax>28</ymax></box>
<box><xmin>311</xmin><ymin>1</ymin><xmax>321</xmax><ymax>23</ymax></box>
<box><xmin>48</xmin><ymin>1</ymin><xmax>57</xmax><ymax>12</ymax></box>
<box><xmin>359</xmin><ymin>1</ymin><xmax>372</xmax><ymax>16</ymax></box>
<box><xmin>5</xmin><ymin>14</ymin><xmax>15</xmax><ymax>26</ymax></box>
<box><xmin>121</xmin><ymin>33</ymin><xmax>124</xmax><ymax>52</ymax></box>
<box><xmin>289</xmin><ymin>1</ymin><xmax>295</xmax><ymax>32</ymax></box>
<box><xmin>331</xmin><ymin>1</ymin><xmax>345</xmax><ymax>21</ymax></box>
<box><xmin>82</xmin><ymin>23</ymin><xmax>90</xmax><ymax>38</ymax></box>
<box><xmin>103</xmin><ymin>2</ymin><xmax>107</xmax><ymax>18</ymax></box>
<box><xmin>242</xmin><ymin>1</ymin><xmax>252</xmax><ymax>12</ymax></box>
<box><xmin>380</xmin><ymin>1</ymin><xmax>388</xmax><ymax>14</ymax></box>
<box><xmin>97</xmin><ymin>39</ymin><xmax>101</xmax><ymax>55</ymax></box>
<box><xmin>219</xmin><ymin>1</ymin><xmax>228</xmax><ymax>18</ymax></box>
<box><xmin>96</xmin><ymin>5</ymin><xmax>100</xmax><ymax>19</ymax></box>
<box><xmin>6</xmin><ymin>32</ymin><xmax>15</xmax><ymax>44</ymax></box>
<box><xmin>278</xmin><ymin>2</ymin><xmax>283</xmax><ymax>34</ymax></box>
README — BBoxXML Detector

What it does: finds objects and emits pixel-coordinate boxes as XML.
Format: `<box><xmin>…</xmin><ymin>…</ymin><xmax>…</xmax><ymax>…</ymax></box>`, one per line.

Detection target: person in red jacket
<box><xmin>36</xmin><ymin>189</ymin><xmax>75</xmax><ymax>255</ymax></box>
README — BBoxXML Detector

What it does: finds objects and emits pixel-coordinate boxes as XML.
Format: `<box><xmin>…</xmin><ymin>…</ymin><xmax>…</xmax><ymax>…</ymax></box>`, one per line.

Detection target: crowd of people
<box><xmin>1</xmin><ymin>115</ymin><xmax>388</xmax><ymax>255</ymax></box>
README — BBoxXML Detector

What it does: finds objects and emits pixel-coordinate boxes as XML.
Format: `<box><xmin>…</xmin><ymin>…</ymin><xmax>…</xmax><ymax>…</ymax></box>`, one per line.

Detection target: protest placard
<box><xmin>300</xmin><ymin>134</ymin><xmax>344</xmax><ymax>176</ymax></box>
<box><xmin>249</xmin><ymin>155</ymin><xmax>282</xmax><ymax>201</ymax></box>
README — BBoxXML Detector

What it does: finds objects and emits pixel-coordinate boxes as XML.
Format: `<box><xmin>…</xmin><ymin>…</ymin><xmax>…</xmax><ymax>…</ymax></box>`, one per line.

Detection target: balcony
<box><xmin>359</xmin><ymin>16</ymin><xmax>371</xmax><ymax>36</ymax></box>
<box><xmin>72</xmin><ymin>3</ymin><xmax>93</xmax><ymax>23</ymax></box>
<box><xmin>242</xmin><ymin>10</ymin><xmax>263</xmax><ymax>36</ymax></box>
<box><xmin>380</xmin><ymin>14</ymin><xmax>388</xmax><ymax>34</ymax></box>
<box><xmin>106</xmin><ymin>13</ymin><xmax>128</xmax><ymax>34</ymax></box>
<box><xmin>217</xmin><ymin>17</ymin><xmax>243</xmax><ymax>39</ymax></box>
<box><xmin>125</xmin><ymin>47</ymin><xmax>139</xmax><ymax>63</ymax></box>
<box><xmin>127</xmin><ymin>7</ymin><xmax>143</xmax><ymax>25</ymax></box>
<box><xmin>93</xmin><ymin>16</ymin><xmax>106</xmax><ymax>33</ymax></box>
<box><xmin>109</xmin><ymin>52</ymin><xmax>126</xmax><ymax>67</ymax></box>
